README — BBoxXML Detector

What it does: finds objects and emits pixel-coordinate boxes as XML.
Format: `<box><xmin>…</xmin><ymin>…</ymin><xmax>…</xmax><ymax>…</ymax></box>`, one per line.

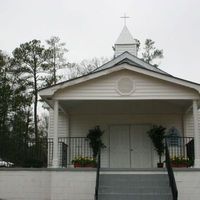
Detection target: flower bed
<box><xmin>72</xmin><ymin>156</ymin><xmax>96</xmax><ymax>168</ymax></box>
<box><xmin>170</xmin><ymin>156</ymin><xmax>192</xmax><ymax>168</ymax></box>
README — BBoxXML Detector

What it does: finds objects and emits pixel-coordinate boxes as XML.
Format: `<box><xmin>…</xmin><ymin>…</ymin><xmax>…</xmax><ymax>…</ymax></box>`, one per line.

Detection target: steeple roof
<box><xmin>115</xmin><ymin>25</ymin><xmax>136</xmax><ymax>45</ymax></box>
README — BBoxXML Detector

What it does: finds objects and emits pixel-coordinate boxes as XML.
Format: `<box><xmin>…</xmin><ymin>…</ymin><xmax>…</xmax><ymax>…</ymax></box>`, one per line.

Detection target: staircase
<box><xmin>98</xmin><ymin>173</ymin><xmax>172</xmax><ymax>200</ymax></box>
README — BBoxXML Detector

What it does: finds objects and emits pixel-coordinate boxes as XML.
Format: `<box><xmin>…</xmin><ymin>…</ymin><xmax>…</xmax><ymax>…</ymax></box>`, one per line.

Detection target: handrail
<box><xmin>165</xmin><ymin>139</ymin><xmax>178</xmax><ymax>200</ymax></box>
<box><xmin>95</xmin><ymin>150</ymin><xmax>101</xmax><ymax>200</ymax></box>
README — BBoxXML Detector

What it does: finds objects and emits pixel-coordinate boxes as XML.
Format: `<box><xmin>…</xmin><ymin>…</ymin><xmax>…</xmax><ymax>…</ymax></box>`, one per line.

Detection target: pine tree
<box><xmin>141</xmin><ymin>39</ymin><xmax>163</xmax><ymax>67</ymax></box>
<box><xmin>45</xmin><ymin>36</ymin><xmax>68</xmax><ymax>85</ymax></box>
<box><xmin>12</xmin><ymin>40</ymin><xmax>49</xmax><ymax>142</ymax></box>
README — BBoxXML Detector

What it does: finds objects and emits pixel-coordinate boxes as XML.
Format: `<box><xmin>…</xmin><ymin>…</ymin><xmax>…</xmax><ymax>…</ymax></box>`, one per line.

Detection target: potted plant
<box><xmin>170</xmin><ymin>156</ymin><xmax>191</xmax><ymax>168</ymax></box>
<box><xmin>72</xmin><ymin>156</ymin><xmax>97</xmax><ymax>168</ymax></box>
<box><xmin>147</xmin><ymin>125</ymin><xmax>166</xmax><ymax>168</ymax></box>
<box><xmin>86</xmin><ymin>126</ymin><xmax>105</xmax><ymax>158</ymax></box>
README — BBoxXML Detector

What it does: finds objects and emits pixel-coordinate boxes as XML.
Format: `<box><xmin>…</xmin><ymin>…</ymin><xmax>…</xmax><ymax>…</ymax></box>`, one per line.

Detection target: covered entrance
<box><xmin>109</xmin><ymin>124</ymin><xmax>152</xmax><ymax>168</ymax></box>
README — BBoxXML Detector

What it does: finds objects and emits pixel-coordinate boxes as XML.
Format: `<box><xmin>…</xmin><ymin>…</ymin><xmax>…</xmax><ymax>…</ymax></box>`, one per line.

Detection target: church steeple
<box><xmin>113</xmin><ymin>25</ymin><xmax>140</xmax><ymax>57</ymax></box>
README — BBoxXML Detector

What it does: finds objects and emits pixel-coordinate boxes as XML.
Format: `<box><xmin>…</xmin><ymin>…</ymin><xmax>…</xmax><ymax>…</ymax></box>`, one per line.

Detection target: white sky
<box><xmin>1</xmin><ymin>0</ymin><xmax>200</xmax><ymax>83</ymax></box>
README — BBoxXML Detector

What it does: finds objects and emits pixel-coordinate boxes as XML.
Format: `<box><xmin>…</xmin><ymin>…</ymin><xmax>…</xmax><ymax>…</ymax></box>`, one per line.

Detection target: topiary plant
<box><xmin>86</xmin><ymin>126</ymin><xmax>105</xmax><ymax>158</ymax></box>
<box><xmin>147</xmin><ymin>125</ymin><xmax>166</xmax><ymax>167</ymax></box>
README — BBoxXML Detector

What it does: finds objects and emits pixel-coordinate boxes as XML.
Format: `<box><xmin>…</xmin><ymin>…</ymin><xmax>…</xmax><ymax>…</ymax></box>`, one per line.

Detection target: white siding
<box><xmin>48</xmin><ymin>108</ymin><xmax>69</xmax><ymax>138</ymax></box>
<box><xmin>115</xmin><ymin>44</ymin><xmax>138</xmax><ymax>57</ymax></box>
<box><xmin>54</xmin><ymin>69</ymin><xmax>199</xmax><ymax>100</ymax></box>
<box><xmin>183</xmin><ymin>110</ymin><xmax>200</xmax><ymax>137</ymax></box>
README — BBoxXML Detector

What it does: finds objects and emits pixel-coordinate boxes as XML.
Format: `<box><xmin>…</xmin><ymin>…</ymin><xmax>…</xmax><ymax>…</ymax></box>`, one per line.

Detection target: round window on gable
<box><xmin>116</xmin><ymin>77</ymin><xmax>135</xmax><ymax>96</ymax></box>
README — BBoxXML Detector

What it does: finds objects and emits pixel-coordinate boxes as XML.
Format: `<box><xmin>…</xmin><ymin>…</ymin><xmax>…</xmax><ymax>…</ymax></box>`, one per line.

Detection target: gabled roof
<box><xmin>115</xmin><ymin>25</ymin><xmax>137</xmax><ymax>45</ymax></box>
<box><xmin>94</xmin><ymin>51</ymin><xmax>170</xmax><ymax>75</ymax></box>
<box><xmin>39</xmin><ymin>51</ymin><xmax>200</xmax><ymax>98</ymax></box>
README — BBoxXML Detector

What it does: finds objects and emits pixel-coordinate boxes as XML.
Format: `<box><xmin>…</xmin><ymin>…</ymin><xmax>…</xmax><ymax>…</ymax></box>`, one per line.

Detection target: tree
<box><xmin>12</xmin><ymin>40</ymin><xmax>49</xmax><ymax>142</ymax></box>
<box><xmin>10</xmin><ymin>75</ymin><xmax>33</xmax><ymax>142</ymax></box>
<box><xmin>141</xmin><ymin>39</ymin><xmax>163</xmax><ymax>67</ymax></box>
<box><xmin>0</xmin><ymin>50</ymin><xmax>33</xmax><ymax>139</ymax></box>
<box><xmin>0</xmin><ymin>51</ymin><xmax>11</xmax><ymax>137</ymax></box>
<box><xmin>45</xmin><ymin>36</ymin><xmax>68</xmax><ymax>85</ymax></box>
<box><xmin>38</xmin><ymin>112</ymin><xmax>49</xmax><ymax>138</ymax></box>
<box><xmin>68</xmin><ymin>57</ymin><xmax>109</xmax><ymax>79</ymax></box>
<box><xmin>0</xmin><ymin>50</ymin><xmax>35</xmax><ymax>163</ymax></box>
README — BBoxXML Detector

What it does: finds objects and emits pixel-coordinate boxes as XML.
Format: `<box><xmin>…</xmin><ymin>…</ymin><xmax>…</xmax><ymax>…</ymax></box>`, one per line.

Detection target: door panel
<box><xmin>130</xmin><ymin>125</ymin><xmax>152</xmax><ymax>168</ymax></box>
<box><xmin>109</xmin><ymin>125</ymin><xmax>130</xmax><ymax>168</ymax></box>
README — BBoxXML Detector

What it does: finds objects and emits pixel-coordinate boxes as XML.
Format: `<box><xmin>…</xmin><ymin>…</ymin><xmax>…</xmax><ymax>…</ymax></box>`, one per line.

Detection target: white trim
<box><xmin>53</xmin><ymin>96</ymin><xmax>199</xmax><ymax>100</ymax></box>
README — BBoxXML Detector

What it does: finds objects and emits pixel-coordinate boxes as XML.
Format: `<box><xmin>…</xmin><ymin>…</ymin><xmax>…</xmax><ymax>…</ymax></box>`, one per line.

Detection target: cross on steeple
<box><xmin>120</xmin><ymin>13</ymin><xmax>130</xmax><ymax>26</ymax></box>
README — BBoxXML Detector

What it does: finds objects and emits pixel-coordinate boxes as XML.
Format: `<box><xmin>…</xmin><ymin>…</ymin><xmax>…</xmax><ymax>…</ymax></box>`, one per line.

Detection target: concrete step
<box><xmin>98</xmin><ymin>173</ymin><xmax>172</xmax><ymax>200</ymax></box>
<box><xmin>99</xmin><ymin>174</ymin><xmax>169</xmax><ymax>187</ymax></box>
<box><xmin>99</xmin><ymin>185</ymin><xmax>171</xmax><ymax>194</ymax></box>
<box><xmin>98</xmin><ymin>193</ymin><xmax>172</xmax><ymax>200</ymax></box>
<box><xmin>100</xmin><ymin>174</ymin><xmax>168</xmax><ymax>181</ymax></box>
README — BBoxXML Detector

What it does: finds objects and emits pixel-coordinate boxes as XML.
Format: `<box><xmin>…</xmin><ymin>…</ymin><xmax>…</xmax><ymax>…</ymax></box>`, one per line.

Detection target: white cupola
<box><xmin>113</xmin><ymin>25</ymin><xmax>139</xmax><ymax>57</ymax></box>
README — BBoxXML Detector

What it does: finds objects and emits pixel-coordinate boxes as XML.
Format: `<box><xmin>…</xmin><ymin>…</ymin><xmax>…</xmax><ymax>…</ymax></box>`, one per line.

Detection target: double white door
<box><xmin>109</xmin><ymin>125</ymin><xmax>152</xmax><ymax>168</ymax></box>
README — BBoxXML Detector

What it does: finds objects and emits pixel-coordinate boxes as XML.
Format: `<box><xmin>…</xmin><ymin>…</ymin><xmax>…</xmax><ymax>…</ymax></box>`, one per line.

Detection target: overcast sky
<box><xmin>1</xmin><ymin>0</ymin><xmax>200</xmax><ymax>83</ymax></box>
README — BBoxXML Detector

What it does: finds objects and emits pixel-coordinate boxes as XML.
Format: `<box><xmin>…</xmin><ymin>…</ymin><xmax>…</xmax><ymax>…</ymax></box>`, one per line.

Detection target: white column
<box><xmin>193</xmin><ymin>100</ymin><xmax>200</xmax><ymax>168</ymax></box>
<box><xmin>52</xmin><ymin>100</ymin><xmax>59</xmax><ymax>168</ymax></box>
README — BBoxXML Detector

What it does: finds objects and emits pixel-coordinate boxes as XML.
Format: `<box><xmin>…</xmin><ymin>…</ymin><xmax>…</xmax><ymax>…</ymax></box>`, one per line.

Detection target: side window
<box><xmin>166</xmin><ymin>127</ymin><xmax>181</xmax><ymax>146</ymax></box>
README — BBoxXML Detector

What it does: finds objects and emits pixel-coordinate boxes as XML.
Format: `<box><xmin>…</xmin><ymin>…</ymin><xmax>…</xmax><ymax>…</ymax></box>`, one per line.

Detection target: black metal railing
<box><xmin>165</xmin><ymin>139</ymin><xmax>178</xmax><ymax>200</ymax></box>
<box><xmin>58</xmin><ymin>137</ymin><xmax>93</xmax><ymax>167</ymax></box>
<box><xmin>95</xmin><ymin>150</ymin><xmax>101</xmax><ymax>200</ymax></box>
<box><xmin>165</xmin><ymin>136</ymin><xmax>194</xmax><ymax>167</ymax></box>
<box><xmin>0</xmin><ymin>136</ymin><xmax>92</xmax><ymax>168</ymax></box>
<box><xmin>0</xmin><ymin>138</ymin><xmax>53</xmax><ymax>168</ymax></box>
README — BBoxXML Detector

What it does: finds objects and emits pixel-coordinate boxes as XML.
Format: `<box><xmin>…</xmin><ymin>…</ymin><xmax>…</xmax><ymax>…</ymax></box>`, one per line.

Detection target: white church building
<box><xmin>39</xmin><ymin>25</ymin><xmax>200</xmax><ymax>170</ymax></box>
<box><xmin>1</xmin><ymin>24</ymin><xmax>200</xmax><ymax>200</ymax></box>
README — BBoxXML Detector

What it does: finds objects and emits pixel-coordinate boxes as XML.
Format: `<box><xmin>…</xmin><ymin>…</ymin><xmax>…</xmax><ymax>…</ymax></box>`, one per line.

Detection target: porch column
<box><xmin>52</xmin><ymin>100</ymin><xmax>59</xmax><ymax>168</ymax></box>
<box><xmin>193</xmin><ymin>100</ymin><xmax>200</xmax><ymax>168</ymax></box>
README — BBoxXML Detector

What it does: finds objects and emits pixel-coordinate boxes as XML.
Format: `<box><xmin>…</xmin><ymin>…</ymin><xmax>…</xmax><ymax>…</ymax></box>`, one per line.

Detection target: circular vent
<box><xmin>116</xmin><ymin>77</ymin><xmax>135</xmax><ymax>95</ymax></box>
